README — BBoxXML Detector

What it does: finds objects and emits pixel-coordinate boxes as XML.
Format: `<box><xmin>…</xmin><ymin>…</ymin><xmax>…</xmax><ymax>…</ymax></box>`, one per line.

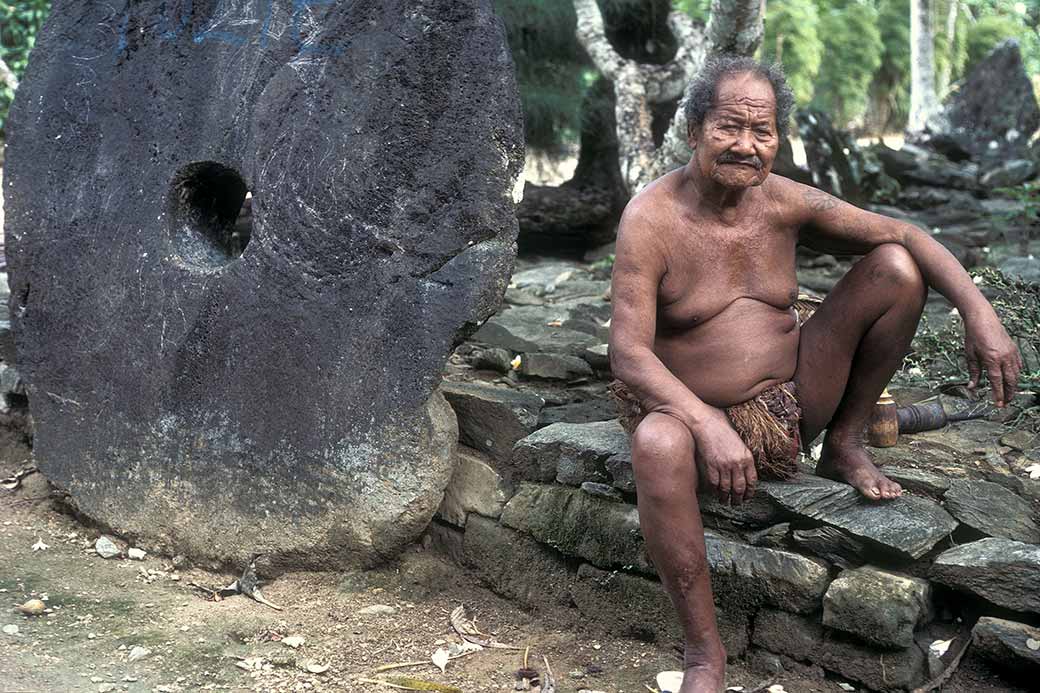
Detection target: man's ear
<box><xmin>686</xmin><ymin>124</ymin><xmax>698</xmax><ymax>149</ymax></box>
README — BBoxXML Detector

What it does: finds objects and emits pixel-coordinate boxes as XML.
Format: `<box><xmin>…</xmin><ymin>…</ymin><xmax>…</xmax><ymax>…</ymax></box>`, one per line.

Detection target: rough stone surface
<box><xmin>822</xmin><ymin>567</ymin><xmax>932</xmax><ymax>649</ymax></box>
<box><xmin>537</xmin><ymin>398</ymin><xmax>617</xmax><ymax>427</ymax></box>
<box><xmin>881</xmin><ymin>467</ymin><xmax>951</xmax><ymax>497</ymax></box>
<box><xmin>473</xmin><ymin>305</ymin><xmax>602</xmax><ymax>355</ymax></box>
<box><xmin>979</xmin><ymin>159</ymin><xmax>1036</xmax><ymax>188</ymax></box>
<box><xmin>5</xmin><ymin>1</ymin><xmax>523</xmax><ymax>568</ymax></box>
<box><xmin>705</xmin><ymin>532</ymin><xmax>831</xmax><ymax>615</ymax></box>
<box><xmin>499</xmin><ymin>482</ymin><xmax>650</xmax><ymax>572</ymax></box>
<box><xmin>441</xmin><ymin>382</ymin><xmax>543</xmax><ymax>463</ymax></box>
<box><xmin>943</xmin><ymin>479</ymin><xmax>1040</xmax><ymax>543</ymax></box>
<box><xmin>931</xmin><ymin>538</ymin><xmax>1040</xmax><ymax>614</ymax></box>
<box><xmin>511</xmin><ymin>420</ymin><xmax>629</xmax><ymax>485</ymax></box>
<box><xmin>972</xmin><ymin>616</ymin><xmax>1040</xmax><ymax>674</ymax></box>
<box><xmin>761</xmin><ymin>475</ymin><xmax>957</xmax><ymax>560</ymax></box>
<box><xmin>582</xmin><ymin>344</ymin><xmax>610</xmax><ymax>371</ymax></box>
<box><xmin>791</xmin><ymin>526</ymin><xmax>867</xmax><ymax>569</ymax></box>
<box><xmin>436</xmin><ymin>447</ymin><xmax>515</xmax><ymax>527</ymax></box>
<box><xmin>571</xmin><ymin>564</ymin><xmax>750</xmax><ymax>657</ymax></box>
<box><xmin>752</xmin><ymin>609</ymin><xmax>927</xmax><ymax>691</ymax></box>
<box><xmin>520</xmin><ymin>352</ymin><xmax>594</xmax><ymax>381</ymax></box>
<box><xmin>461</xmin><ymin>515</ymin><xmax>573</xmax><ymax>609</ymax></box>
<box><xmin>931</xmin><ymin>40</ymin><xmax>1040</xmax><ymax>163</ymax></box>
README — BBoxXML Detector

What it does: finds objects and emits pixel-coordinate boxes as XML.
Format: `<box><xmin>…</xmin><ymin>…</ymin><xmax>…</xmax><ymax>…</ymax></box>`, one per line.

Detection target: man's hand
<box><xmin>692</xmin><ymin>409</ymin><xmax>757</xmax><ymax>505</ymax></box>
<box><xmin>964</xmin><ymin>314</ymin><xmax>1023</xmax><ymax>408</ymax></box>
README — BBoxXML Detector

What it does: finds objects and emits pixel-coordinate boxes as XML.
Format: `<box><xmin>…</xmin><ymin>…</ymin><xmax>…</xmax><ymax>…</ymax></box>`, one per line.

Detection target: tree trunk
<box><xmin>573</xmin><ymin>0</ymin><xmax>764</xmax><ymax>194</ymax></box>
<box><xmin>936</xmin><ymin>0</ymin><xmax>960</xmax><ymax>97</ymax></box>
<box><xmin>909</xmin><ymin>0</ymin><xmax>939</xmax><ymax>132</ymax></box>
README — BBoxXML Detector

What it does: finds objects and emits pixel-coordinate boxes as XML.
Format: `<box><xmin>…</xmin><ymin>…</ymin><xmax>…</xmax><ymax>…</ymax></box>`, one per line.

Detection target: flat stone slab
<box><xmin>943</xmin><ymin>479</ymin><xmax>1040</xmax><ymax>543</ymax></box>
<box><xmin>822</xmin><ymin>566</ymin><xmax>931</xmax><ymax>649</ymax></box>
<box><xmin>4</xmin><ymin>0</ymin><xmax>522</xmax><ymax>567</ymax></box>
<box><xmin>473</xmin><ymin>305</ymin><xmax>602</xmax><ymax>355</ymax></box>
<box><xmin>972</xmin><ymin>616</ymin><xmax>1040</xmax><ymax>674</ymax></box>
<box><xmin>519</xmin><ymin>352</ymin><xmax>593</xmax><ymax>381</ymax></box>
<box><xmin>441</xmin><ymin>382</ymin><xmax>543</xmax><ymax>464</ymax></box>
<box><xmin>931</xmin><ymin>538</ymin><xmax>1040</xmax><ymax>614</ymax></box>
<box><xmin>761</xmin><ymin>475</ymin><xmax>957</xmax><ymax>560</ymax></box>
<box><xmin>511</xmin><ymin>419</ymin><xmax>629</xmax><ymax>485</ymax></box>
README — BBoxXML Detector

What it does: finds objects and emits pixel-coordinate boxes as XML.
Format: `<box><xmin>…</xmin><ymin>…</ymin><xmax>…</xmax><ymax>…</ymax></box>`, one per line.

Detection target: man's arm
<box><xmin>609</xmin><ymin>202</ymin><xmax>758</xmax><ymax>503</ymax></box>
<box><xmin>794</xmin><ymin>183</ymin><xmax>1023</xmax><ymax>406</ymax></box>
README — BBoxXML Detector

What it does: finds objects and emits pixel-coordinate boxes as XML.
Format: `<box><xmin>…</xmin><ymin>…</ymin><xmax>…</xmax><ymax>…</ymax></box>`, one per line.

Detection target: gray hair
<box><xmin>683</xmin><ymin>55</ymin><xmax>795</xmax><ymax>139</ymax></box>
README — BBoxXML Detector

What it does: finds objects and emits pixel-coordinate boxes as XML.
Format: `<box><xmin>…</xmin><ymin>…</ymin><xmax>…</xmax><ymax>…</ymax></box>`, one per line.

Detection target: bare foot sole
<box><xmin>678</xmin><ymin>662</ymin><xmax>726</xmax><ymax>693</ymax></box>
<box><xmin>817</xmin><ymin>437</ymin><xmax>903</xmax><ymax>500</ymax></box>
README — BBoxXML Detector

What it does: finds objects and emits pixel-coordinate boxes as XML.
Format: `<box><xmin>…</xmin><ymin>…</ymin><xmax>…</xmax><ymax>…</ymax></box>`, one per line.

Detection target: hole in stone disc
<box><xmin>167</xmin><ymin>162</ymin><xmax>252</xmax><ymax>268</ymax></box>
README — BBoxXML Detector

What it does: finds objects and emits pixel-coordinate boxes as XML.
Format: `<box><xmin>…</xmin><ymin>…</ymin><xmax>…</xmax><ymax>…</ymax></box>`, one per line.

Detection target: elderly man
<box><xmin>608</xmin><ymin>55</ymin><xmax>1022</xmax><ymax>692</ymax></box>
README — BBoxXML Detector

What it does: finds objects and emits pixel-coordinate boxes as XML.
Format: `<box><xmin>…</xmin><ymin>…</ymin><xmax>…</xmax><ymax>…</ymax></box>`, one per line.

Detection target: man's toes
<box><xmin>880</xmin><ymin>480</ymin><xmax>903</xmax><ymax>499</ymax></box>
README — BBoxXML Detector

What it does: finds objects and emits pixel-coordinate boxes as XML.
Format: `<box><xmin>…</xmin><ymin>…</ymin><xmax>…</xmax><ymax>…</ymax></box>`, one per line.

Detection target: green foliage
<box><xmin>0</xmin><ymin>0</ymin><xmax>50</xmax><ymax>137</ymax></box>
<box><xmin>495</xmin><ymin>0</ymin><xmax>591</xmax><ymax>153</ymax></box>
<box><xmin>994</xmin><ymin>181</ymin><xmax>1040</xmax><ymax>255</ymax></box>
<box><xmin>812</xmin><ymin>1</ymin><xmax>884</xmax><ymax>126</ymax></box>
<box><xmin>672</xmin><ymin>0</ymin><xmax>711</xmax><ymax>23</ymax></box>
<box><xmin>902</xmin><ymin>268</ymin><xmax>1040</xmax><ymax>429</ymax></box>
<box><xmin>761</xmin><ymin>0</ymin><xmax>823</xmax><ymax>105</ymax></box>
<box><xmin>965</xmin><ymin>14</ymin><xmax>1027</xmax><ymax>73</ymax></box>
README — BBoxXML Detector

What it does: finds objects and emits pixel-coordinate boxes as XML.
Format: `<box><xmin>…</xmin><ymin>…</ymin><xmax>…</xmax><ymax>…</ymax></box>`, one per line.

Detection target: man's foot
<box><xmin>817</xmin><ymin>436</ymin><xmax>902</xmax><ymax>500</ymax></box>
<box><xmin>679</xmin><ymin>642</ymin><xmax>726</xmax><ymax>692</ymax></box>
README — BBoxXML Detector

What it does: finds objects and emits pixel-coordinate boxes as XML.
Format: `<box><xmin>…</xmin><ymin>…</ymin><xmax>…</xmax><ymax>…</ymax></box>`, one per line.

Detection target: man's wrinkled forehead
<box><xmin>710</xmin><ymin>74</ymin><xmax>777</xmax><ymax>119</ymax></box>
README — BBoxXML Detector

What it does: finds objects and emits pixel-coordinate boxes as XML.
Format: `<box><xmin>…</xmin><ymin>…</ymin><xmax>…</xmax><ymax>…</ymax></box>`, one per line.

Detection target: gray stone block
<box><xmin>931</xmin><ymin>538</ymin><xmax>1040</xmax><ymax>614</ymax></box>
<box><xmin>943</xmin><ymin>479</ymin><xmax>1040</xmax><ymax>543</ymax></box>
<box><xmin>442</xmin><ymin>381</ymin><xmax>544</xmax><ymax>464</ymax></box>
<box><xmin>511</xmin><ymin>419</ymin><xmax>629</xmax><ymax>485</ymax></box>
<box><xmin>519</xmin><ymin>352</ymin><xmax>594</xmax><ymax>381</ymax></box>
<box><xmin>761</xmin><ymin>475</ymin><xmax>957</xmax><ymax>560</ymax></box>
<box><xmin>972</xmin><ymin>616</ymin><xmax>1040</xmax><ymax>674</ymax></box>
<box><xmin>437</xmin><ymin>447</ymin><xmax>515</xmax><ymax>527</ymax></box>
<box><xmin>822</xmin><ymin>566</ymin><xmax>932</xmax><ymax>649</ymax></box>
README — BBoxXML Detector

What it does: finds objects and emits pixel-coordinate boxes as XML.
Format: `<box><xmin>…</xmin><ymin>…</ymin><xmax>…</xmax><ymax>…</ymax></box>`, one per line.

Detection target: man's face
<box><xmin>687</xmin><ymin>72</ymin><xmax>779</xmax><ymax>189</ymax></box>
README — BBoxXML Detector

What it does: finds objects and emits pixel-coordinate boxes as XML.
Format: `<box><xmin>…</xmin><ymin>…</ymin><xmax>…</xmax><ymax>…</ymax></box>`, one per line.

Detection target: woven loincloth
<box><xmin>608</xmin><ymin>294</ymin><xmax>821</xmax><ymax>481</ymax></box>
<box><xmin>609</xmin><ymin>379</ymin><xmax>802</xmax><ymax>479</ymax></box>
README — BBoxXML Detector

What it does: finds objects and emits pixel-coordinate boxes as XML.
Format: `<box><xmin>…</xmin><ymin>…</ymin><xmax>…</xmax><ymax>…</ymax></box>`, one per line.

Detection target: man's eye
<box><xmin>755</xmin><ymin>128</ymin><xmax>772</xmax><ymax>136</ymax></box>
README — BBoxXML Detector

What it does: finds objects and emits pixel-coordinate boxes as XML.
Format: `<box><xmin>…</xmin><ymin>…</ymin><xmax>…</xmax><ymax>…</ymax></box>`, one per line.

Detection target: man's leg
<box><xmin>795</xmin><ymin>244</ymin><xmax>927</xmax><ymax>500</ymax></box>
<box><xmin>631</xmin><ymin>412</ymin><xmax>725</xmax><ymax>692</ymax></box>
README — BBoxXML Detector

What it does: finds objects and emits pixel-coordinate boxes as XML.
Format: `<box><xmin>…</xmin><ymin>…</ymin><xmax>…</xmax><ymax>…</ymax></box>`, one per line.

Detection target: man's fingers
<box><xmin>987</xmin><ymin>366</ymin><xmax>1005</xmax><ymax>407</ymax></box>
<box><xmin>716</xmin><ymin>468</ymin><xmax>732</xmax><ymax>502</ymax></box>
<box><xmin>1003</xmin><ymin>361</ymin><xmax>1019</xmax><ymax>406</ymax></box>
<box><xmin>730</xmin><ymin>468</ymin><xmax>746</xmax><ymax>506</ymax></box>
<box><xmin>743</xmin><ymin>464</ymin><xmax>758</xmax><ymax>504</ymax></box>
<box><xmin>966</xmin><ymin>354</ymin><xmax>981</xmax><ymax>389</ymax></box>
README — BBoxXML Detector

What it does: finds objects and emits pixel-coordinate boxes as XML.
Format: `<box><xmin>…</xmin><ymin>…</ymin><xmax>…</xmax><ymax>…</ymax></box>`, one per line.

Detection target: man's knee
<box><xmin>631</xmin><ymin>414</ymin><xmax>696</xmax><ymax>497</ymax></box>
<box><xmin>866</xmin><ymin>244</ymin><xmax>926</xmax><ymax>302</ymax></box>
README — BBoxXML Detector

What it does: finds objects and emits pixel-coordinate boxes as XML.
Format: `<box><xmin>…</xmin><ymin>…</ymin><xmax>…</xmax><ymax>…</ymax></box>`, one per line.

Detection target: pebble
<box><xmin>356</xmin><ymin>604</ymin><xmax>396</xmax><ymax>616</ymax></box>
<box><xmin>2</xmin><ymin>624</ymin><xmax>19</xmax><ymax>635</ymax></box>
<box><xmin>98</xmin><ymin>684</ymin><xmax>117</xmax><ymax>693</ymax></box>
<box><xmin>127</xmin><ymin>547</ymin><xmax>146</xmax><ymax>560</ymax></box>
<box><xmin>282</xmin><ymin>635</ymin><xmax>305</xmax><ymax>648</ymax></box>
<box><xmin>94</xmin><ymin>536</ymin><xmax>121</xmax><ymax>559</ymax></box>
<box><xmin>127</xmin><ymin>645</ymin><xmax>151</xmax><ymax>662</ymax></box>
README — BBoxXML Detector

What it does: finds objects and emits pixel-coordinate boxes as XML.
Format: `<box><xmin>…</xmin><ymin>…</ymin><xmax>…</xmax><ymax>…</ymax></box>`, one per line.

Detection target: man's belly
<box><xmin>655</xmin><ymin>298</ymin><xmax>801</xmax><ymax>408</ymax></box>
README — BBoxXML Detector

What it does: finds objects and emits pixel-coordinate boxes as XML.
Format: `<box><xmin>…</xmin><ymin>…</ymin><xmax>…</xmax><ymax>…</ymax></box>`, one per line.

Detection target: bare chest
<box><xmin>657</xmin><ymin>219</ymin><xmax>799</xmax><ymax>329</ymax></box>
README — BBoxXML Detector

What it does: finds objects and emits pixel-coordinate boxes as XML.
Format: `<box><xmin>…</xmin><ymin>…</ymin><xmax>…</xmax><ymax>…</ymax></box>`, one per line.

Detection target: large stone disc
<box><xmin>4</xmin><ymin>0</ymin><xmax>523</xmax><ymax>567</ymax></box>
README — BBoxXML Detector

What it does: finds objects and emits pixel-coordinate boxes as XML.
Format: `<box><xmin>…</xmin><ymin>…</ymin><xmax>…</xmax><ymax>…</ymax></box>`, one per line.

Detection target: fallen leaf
<box><xmin>656</xmin><ymin>671</ymin><xmax>683</xmax><ymax>693</ymax></box>
<box><xmin>838</xmin><ymin>683</ymin><xmax>856</xmax><ymax>691</ymax></box>
<box><xmin>127</xmin><ymin>646</ymin><xmax>151</xmax><ymax>662</ymax></box>
<box><xmin>767</xmin><ymin>686</ymin><xmax>787</xmax><ymax>693</ymax></box>
<box><xmin>545</xmin><ymin>320</ymin><xmax>563</xmax><ymax>327</ymax></box>
<box><xmin>16</xmin><ymin>599</ymin><xmax>45</xmax><ymax>616</ymax></box>
<box><xmin>1026</xmin><ymin>638</ymin><xmax>1040</xmax><ymax>651</ymax></box>
<box><xmin>1025</xmin><ymin>463</ymin><xmax>1040</xmax><ymax>480</ymax></box>
<box><xmin>929</xmin><ymin>638</ymin><xmax>953</xmax><ymax>658</ymax></box>
<box><xmin>304</xmin><ymin>661</ymin><xmax>330</xmax><ymax>674</ymax></box>
<box><xmin>431</xmin><ymin>647</ymin><xmax>449</xmax><ymax>674</ymax></box>
<box><xmin>31</xmin><ymin>538</ymin><xmax>49</xmax><ymax>552</ymax></box>
<box><xmin>510</xmin><ymin>355</ymin><xmax>522</xmax><ymax>370</ymax></box>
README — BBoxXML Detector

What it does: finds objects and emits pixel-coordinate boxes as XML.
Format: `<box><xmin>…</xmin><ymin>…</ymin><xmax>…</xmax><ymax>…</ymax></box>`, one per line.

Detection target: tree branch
<box><xmin>0</xmin><ymin>57</ymin><xmax>19</xmax><ymax>92</ymax></box>
<box><xmin>705</xmin><ymin>0</ymin><xmax>765</xmax><ymax>55</ymax></box>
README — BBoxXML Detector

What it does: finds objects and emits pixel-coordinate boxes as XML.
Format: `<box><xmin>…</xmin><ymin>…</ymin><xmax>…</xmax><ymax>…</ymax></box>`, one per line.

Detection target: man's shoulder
<box><xmin>621</xmin><ymin>169</ymin><xmax>683</xmax><ymax>227</ymax></box>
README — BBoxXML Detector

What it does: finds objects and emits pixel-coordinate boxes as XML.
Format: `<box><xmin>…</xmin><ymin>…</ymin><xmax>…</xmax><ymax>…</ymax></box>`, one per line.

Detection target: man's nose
<box><xmin>732</xmin><ymin>129</ymin><xmax>755</xmax><ymax>154</ymax></box>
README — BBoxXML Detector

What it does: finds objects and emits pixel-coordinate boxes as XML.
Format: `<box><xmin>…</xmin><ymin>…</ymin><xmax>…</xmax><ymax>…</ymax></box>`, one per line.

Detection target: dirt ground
<box><xmin>0</xmin><ymin>459</ymin><xmax>1028</xmax><ymax>693</ymax></box>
